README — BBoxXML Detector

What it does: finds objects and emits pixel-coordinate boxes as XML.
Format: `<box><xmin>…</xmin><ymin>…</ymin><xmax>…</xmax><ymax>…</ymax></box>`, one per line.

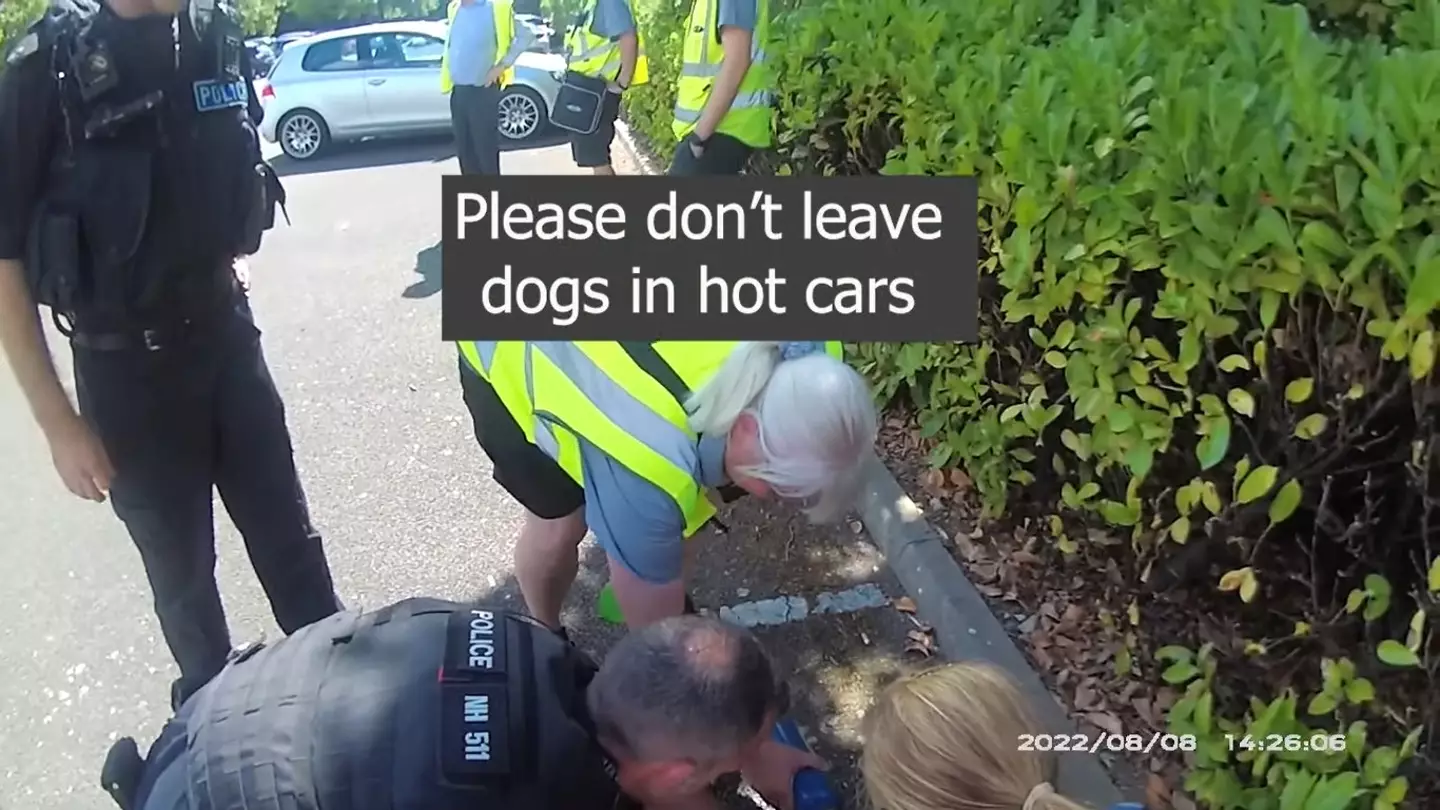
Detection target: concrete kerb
<box><xmin>614</xmin><ymin>116</ymin><xmax>1124</xmax><ymax>807</ymax></box>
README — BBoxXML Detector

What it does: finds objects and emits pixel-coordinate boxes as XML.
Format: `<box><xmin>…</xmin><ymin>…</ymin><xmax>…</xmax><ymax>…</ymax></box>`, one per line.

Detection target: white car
<box><xmin>258</xmin><ymin>21</ymin><xmax>566</xmax><ymax>160</ymax></box>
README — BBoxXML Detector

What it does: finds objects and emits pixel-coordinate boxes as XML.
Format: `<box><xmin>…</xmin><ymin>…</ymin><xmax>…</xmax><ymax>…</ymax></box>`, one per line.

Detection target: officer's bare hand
<box><xmin>739</xmin><ymin>739</ymin><xmax>827</xmax><ymax>810</ymax></box>
<box><xmin>47</xmin><ymin>414</ymin><xmax>114</xmax><ymax>502</ymax></box>
<box><xmin>233</xmin><ymin>256</ymin><xmax>251</xmax><ymax>291</ymax></box>
<box><xmin>483</xmin><ymin>66</ymin><xmax>504</xmax><ymax>86</ymax></box>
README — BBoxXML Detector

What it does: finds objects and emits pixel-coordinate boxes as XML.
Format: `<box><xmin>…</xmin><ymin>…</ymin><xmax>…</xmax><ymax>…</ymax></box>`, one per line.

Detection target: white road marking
<box><xmin>713</xmin><ymin>582</ymin><xmax>889</xmax><ymax>628</ymax></box>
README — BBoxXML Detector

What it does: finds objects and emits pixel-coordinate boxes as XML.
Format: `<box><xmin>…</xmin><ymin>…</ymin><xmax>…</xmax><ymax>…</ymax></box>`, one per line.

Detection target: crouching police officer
<box><xmin>0</xmin><ymin>0</ymin><xmax>341</xmax><ymax>709</ymax></box>
<box><xmin>101</xmin><ymin>599</ymin><xmax>822</xmax><ymax>810</ymax></box>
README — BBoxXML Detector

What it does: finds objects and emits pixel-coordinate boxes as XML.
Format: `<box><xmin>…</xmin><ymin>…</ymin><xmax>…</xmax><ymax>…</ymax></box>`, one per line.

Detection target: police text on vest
<box><xmin>467</xmin><ymin>609</ymin><xmax>496</xmax><ymax>669</ymax></box>
<box><xmin>801</xmin><ymin>193</ymin><xmax>943</xmax><ymax>241</ymax></box>
<box><xmin>463</xmin><ymin>693</ymin><xmax>492</xmax><ymax>761</ymax></box>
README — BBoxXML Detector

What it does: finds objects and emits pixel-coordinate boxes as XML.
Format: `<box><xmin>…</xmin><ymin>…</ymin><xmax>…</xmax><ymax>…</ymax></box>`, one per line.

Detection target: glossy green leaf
<box><xmin>1376</xmin><ymin>640</ymin><xmax>1419</xmax><ymax>667</ymax></box>
<box><xmin>1268</xmin><ymin>479</ymin><xmax>1302</xmax><ymax>525</ymax></box>
<box><xmin>1237</xmin><ymin>466</ymin><xmax>1279</xmax><ymax>504</ymax></box>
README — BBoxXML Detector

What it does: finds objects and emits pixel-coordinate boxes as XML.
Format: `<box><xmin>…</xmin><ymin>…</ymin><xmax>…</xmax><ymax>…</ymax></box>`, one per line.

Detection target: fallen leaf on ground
<box><xmin>893</xmin><ymin>596</ymin><xmax>917</xmax><ymax>614</ymax></box>
<box><xmin>948</xmin><ymin>468</ymin><xmax>972</xmax><ymax>491</ymax></box>
<box><xmin>977</xmin><ymin>584</ymin><xmax>1004</xmax><ymax>598</ymax></box>
<box><xmin>1085</xmin><ymin>712</ymin><xmax>1125</xmax><ymax>736</ymax></box>
<box><xmin>904</xmin><ymin>629</ymin><xmax>937</xmax><ymax>657</ymax></box>
<box><xmin>1012</xmin><ymin>549</ymin><xmax>1042</xmax><ymax>566</ymax></box>
<box><xmin>859</xmin><ymin>631</ymin><xmax>871</xmax><ymax>645</ymax></box>
<box><xmin>1145</xmin><ymin>773</ymin><xmax>1171</xmax><ymax>808</ymax></box>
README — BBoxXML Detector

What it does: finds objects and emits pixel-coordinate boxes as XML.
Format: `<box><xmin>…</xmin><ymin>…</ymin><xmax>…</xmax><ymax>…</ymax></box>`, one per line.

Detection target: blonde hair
<box><xmin>685</xmin><ymin>341</ymin><xmax>877</xmax><ymax>522</ymax></box>
<box><xmin>861</xmin><ymin>662</ymin><xmax>1091</xmax><ymax>810</ymax></box>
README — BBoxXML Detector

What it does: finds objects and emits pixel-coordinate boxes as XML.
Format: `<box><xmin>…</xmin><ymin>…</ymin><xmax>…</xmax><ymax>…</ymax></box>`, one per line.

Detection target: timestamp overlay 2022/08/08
<box><xmin>1017</xmin><ymin>732</ymin><xmax>1352</xmax><ymax>755</ymax></box>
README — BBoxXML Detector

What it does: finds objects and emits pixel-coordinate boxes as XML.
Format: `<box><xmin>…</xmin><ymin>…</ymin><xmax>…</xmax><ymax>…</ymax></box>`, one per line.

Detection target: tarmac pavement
<box><xmin>0</xmin><ymin>129</ymin><xmax>920</xmax><ymax>810</ymax></box>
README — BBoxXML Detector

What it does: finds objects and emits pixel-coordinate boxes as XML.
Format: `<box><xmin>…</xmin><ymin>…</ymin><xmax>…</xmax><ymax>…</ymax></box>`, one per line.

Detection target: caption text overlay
<box><xmin>440</xmin><ymin>176</ymin><xmax>978</xmax><ymax>341</ymax></box>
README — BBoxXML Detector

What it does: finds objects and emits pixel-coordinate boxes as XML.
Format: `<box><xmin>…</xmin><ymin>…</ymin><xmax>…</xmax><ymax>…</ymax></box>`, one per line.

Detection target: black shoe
<box><xmin>100</xmin><ymin>736</ymin><xmax>143</xmax><ymax>809</ymax></box>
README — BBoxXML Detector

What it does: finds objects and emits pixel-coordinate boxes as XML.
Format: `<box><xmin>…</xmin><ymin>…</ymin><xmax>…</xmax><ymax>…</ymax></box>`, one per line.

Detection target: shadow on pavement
<box><xmin>270</xmin><ymin>129</ymin><xmax>570</xmax><ymax>178</ymax></box>
<box><xmin>456</xmin><ymin>497</ymin><xmax>920</xmax><ymax>810</ymax></box>
<box><xmin>406</xmin><ymin>242</ymin><xmax>443</xmax><ymax>299</ymax></box>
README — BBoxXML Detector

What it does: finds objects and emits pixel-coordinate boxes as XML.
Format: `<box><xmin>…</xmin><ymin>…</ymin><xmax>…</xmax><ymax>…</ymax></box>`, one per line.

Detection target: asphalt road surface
<box><xmin>0</xmin><ymin>129</ymin><xmax>922</xmax><ymax>810</ymax></box>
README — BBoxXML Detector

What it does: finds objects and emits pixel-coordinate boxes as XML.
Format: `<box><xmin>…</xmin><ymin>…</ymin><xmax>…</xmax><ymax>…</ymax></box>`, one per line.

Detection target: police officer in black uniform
<box><xmin>101</xmin><ymin>600</ymin><xmax>811</xmax><ymax>810</ymax></box>
<box><xmin>0</xmin><ymin>0</ymin><xmax>341</xmax><ymax>708</ymax></box>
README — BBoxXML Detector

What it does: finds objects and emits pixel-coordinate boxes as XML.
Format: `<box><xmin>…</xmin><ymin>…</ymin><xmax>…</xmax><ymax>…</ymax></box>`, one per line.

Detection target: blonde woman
<box><xmin>863</xmin><ymin>662</ymin><xmax>1143</xmax><ymax>810</ymax></box>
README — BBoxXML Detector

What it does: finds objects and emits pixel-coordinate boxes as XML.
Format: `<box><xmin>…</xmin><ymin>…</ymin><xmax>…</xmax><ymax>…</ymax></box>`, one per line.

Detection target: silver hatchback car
<box><xmin>258</xmin><ymin>21</ymin><xmax>566</xmax><ymax>160</ymax></box>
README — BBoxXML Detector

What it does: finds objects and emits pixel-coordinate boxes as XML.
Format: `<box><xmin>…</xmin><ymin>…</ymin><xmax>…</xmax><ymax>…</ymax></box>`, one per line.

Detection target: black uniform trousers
<box><xmin>71</xmin><ymin>290</ymin><xmax>342</xmax><ymax>703</ymax></box>
<box><xmin>450</xmin><ymin>83</ymin><xmax>503</xmax><ymax>175</ymax></box>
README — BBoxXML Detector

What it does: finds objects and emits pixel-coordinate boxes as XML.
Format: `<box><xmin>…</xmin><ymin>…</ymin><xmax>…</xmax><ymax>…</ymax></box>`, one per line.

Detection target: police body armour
<box><xmin>165</xmin><ymin>599</ymin><xmax>629</xmax><ymax>810</ymax></box>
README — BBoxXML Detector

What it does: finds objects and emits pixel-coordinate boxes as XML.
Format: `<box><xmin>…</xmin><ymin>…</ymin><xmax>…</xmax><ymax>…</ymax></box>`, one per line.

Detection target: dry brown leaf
<box><xmin>1085</xmin><ymin>712</ymin><xmax>1125</xmax><ymax>736</ymax></box>
<box><xmin>1040</xmin><ymin>601</ymin><xmax>1061</xmax><ymax>621</ymax></box>
<box><xmin>1132</xmin><ymin>697</ymin><xmax>1158</xmax><ymax>728</ymax></box>
<box><xmin>1062</xmin><ymin>604</ymin><xmax>1086</xmax><ymax>625</ymax></box>
<box><xmin>1154</xmin><ymin>688</ymin><xmax>1179</xmax><ymax>713</ymax></box>
<box><xmin>971</xmin><ymin>563</ymin><xmax>999</xmax><ymax>582</ymax></box>
<box><xmin>1074</xmin><ymin>682</ymin><xmax>1101</xmax><ymax>711</ymax></box>
<box><xmin>1012</xmin><ymin>549</ymin><xmax>1042</xmax><ymax>566</ymax></box>
<box><xmin>977</xmin><ymin>584</ymin><xmax>1004</xmax><ymax>598</ymax></box>
<box><xmin>921</xmin><ymin>468</ymin><xmax>946</xmax><ymax>493</ymax></box>
<box><xmin>952</xmin><ymin>532</ymin><xmax>979</xmax><ymax>562</ymax></box>
<box><xmin>1145</xmin><ymin>773</ymin><xmax>1171</xmax><ymax>808</ymax></box>
<box><xmin>893</xmin><ymin>596</ymin><xmax>917</xmax><ymax>614</ymax></box>
<box><xmin>948</xmin><ymin>468</ymin><xmax>972</xmax><ymax>491</ymax></box>
<box><xmin>904</xmin><ymin>628</ymin><xmax>937</xmax><ymax>657</ymax></box>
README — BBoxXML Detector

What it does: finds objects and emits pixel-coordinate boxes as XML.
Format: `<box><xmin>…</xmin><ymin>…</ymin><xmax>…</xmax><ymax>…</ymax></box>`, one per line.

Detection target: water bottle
<box><xmin>770</xmin><ymin>717</ymin><xmax>839</xmax><ymax>810</ymax></box>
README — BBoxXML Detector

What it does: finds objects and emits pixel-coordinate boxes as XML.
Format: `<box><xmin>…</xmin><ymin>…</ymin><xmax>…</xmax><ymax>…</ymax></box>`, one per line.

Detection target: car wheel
<box><xmin>278</xmin><ymin>109</ymin><xmax>329</xmax><ymax>160</ymax></box>
<box><xmin>497</xmin><ymin>86</ymin><xmax>545</xmax><ymax>141</ymax></box>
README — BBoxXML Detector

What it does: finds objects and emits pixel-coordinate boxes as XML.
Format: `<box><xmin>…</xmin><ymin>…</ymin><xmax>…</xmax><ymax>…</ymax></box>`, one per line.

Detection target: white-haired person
<box><xmin>454</xmin><ymin>339</ymin><xmax>877</xmax><ymax>633</ymax></box>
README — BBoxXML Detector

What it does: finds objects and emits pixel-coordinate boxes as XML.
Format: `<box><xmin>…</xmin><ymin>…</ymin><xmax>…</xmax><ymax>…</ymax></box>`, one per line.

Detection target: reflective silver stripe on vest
<box><xmin>474</xmin><ymin>341</ymin><xmax>499</xmax><ymax>374</ymax></box>
<box><xmin>673</xmin><ymin>90</ymin><xmax>772</xmax><ymax>123</ymax></box>
<box><xmin>678</xmin><ymin>46</ymin><xmax>766</xmax><ymax>78</ymax></box>
<box><xmin>522</xmin><ymin>342</ymin><xmax>701</xmax><ymax>477</ymax></box>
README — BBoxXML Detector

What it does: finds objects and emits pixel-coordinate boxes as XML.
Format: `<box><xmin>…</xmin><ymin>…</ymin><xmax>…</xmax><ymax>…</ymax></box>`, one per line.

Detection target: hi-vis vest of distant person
<box><xmin>456</xmin><ymin>341</ymin><xmax>842</xmax><ymax>537</ymax></box>
<box><xmin>563</xmin><ymin>0</ymin><xmax>649</xmax><ymax>85</ymax></box>
<box><xmin>673</xmin><ymin>0</ymin><xmax>773</xmax><ymax>148</ymax></box>
<box><xmin>440</xmin><ymin>0</ymin><xmax>517</xmax><ymax>93</ymax></box>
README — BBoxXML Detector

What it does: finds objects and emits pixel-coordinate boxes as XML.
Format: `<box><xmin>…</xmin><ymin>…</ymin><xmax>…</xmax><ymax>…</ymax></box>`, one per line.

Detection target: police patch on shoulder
<box><xmin>5</xmin><ymin>32</ymin><xmax>40</xmax><ymax>65</ymax></box>
<box><xmin>193</xmin><ymin>77</ymin><xmax>248</xmax><ymax>112</ymax></box>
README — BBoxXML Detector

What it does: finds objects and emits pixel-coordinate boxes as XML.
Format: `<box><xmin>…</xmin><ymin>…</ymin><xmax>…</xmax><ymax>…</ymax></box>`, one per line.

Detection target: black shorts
<box><xmin>459</xmin><ymin>356</ymin><xmax>585</xmax><ymax>519</ymax></box>
<box><xmin>570</xmin><ymin>90</ymin><xmax>623</xmax><ymax>168</ymax></box>
<box><xmin>666</xmin><ymin>132</ymin><xmax>753</xmax><ymax>175</ymax></box>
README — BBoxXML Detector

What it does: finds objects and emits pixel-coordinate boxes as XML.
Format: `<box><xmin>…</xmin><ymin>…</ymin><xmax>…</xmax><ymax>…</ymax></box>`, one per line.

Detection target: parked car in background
<box><xmin>257</xmin><ymin>21</ymin><xmax>565</xmax><ymax>160</ymax></box>
<box><xmin>516</xmin><ymin>14</ymin><xmax>555</xmax><ymax>53</ymax></box>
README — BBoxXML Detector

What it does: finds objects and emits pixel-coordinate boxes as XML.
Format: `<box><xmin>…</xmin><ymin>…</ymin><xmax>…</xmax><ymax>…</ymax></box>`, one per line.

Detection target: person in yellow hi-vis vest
<box><xmin>562</xmin><ymin>0</ymin><xmax>648</xmax><ymax>174</ymax></box>
<box><xmin>454</xmin><ymin>340</ymin><xmax>876</xmax><ymax>630</ymax></box>
<box><xmin>667</xmin><ymin>0</ymin><xmax>773</xmax><ymax>175</ymax></box>
<box><xmin>441</xmin><ymin>0</ymin><xmax>534</xmax><ymax>174</ymax></box>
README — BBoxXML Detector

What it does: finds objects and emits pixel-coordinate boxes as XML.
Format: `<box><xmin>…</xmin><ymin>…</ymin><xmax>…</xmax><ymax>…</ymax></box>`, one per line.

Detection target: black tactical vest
<box><xmin>24</xmin><ymin>0</ymin><xmax>273</xmax><ymax>327</ymax></box>
<box><xmin>134</xmin><ymin>598</ymin><xmax>636</xmax><ymax>810</ymax></box>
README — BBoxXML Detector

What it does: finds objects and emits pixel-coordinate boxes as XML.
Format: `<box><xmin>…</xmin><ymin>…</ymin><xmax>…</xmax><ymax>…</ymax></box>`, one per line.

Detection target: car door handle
<box><xmin>368</xmin><ymin>78</ymin><xmax>387</xmax><ymax>85</ymax></box>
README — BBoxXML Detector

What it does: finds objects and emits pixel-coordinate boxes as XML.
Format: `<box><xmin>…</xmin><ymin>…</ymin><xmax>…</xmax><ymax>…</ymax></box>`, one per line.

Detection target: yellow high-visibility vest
<box><xmin>563</xmin><ymin>0</ymin><xmax>649</xmax><ymax>85</ymax></box>
<box><xmin>441</xmin><ymin>0</ymin><xmax>517</xmax><ymax>93</ymax></box>
<box><xmin>456</xmin><ymin>341</ymin><xmax>843</xmax><ymax>536</ymax></box>
<box><xmin>671</xmin><ymin>0</ymin><xmax>772</xmax><ymax>148</ymax></box>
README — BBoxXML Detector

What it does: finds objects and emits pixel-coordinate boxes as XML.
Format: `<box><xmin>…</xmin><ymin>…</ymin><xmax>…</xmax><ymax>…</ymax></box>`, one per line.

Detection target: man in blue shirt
<box><xmin>444</xmin><ymin>0</ymin><xmax>534</xmax><ymax>174</ymax></box>
<box><xmin>565</xmin><ymin>0</ymin><xmax>640</xmax><ymax>175</ymax></box>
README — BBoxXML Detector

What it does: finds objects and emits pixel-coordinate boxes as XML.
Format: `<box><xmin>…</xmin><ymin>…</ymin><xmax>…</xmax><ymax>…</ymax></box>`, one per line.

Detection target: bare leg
<box><xmin>513</xmin><ymin>507</ymin><xmax>588</xmax><ymax>629</ymax></box>
<box><xmin>592</xmin><ymin>165</ymin><xmax>616</xmax><ymax>176</ymax></box>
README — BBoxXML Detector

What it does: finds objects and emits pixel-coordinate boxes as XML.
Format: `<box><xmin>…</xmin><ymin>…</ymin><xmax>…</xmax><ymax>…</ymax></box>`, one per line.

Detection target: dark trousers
<box><xmin>71</xmin><ymin>293</ymin><xmax>341</xmax><ymax>703</ymax></box>
<box><xmin>450</xmin><ymin>84</ymin><xmax>502</xmax><ymax>175</ymax></box>
<box><xmin>667</xmin><ymin>132</ymin><xmax>753</xmax><ymax>175</ymax></box>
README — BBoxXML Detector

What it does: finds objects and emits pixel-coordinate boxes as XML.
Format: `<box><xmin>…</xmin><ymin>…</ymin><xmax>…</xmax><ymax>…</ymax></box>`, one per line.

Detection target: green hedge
<box><xmin>626</xmin><ymin>0</ymin><xmax>1440</xmax><ymax>807</ymax></box>
<box><xmin>0</xmin><ymin>0</ymin><xmax>44</xmax><ymax>70</ymax></box>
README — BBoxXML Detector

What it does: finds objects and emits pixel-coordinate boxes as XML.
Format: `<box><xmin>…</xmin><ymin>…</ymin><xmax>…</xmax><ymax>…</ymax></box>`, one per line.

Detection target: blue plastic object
<box><xmin>770</xmin><ymin>717</ymin><xmax>839</xmax><ymax>810</ymax></box>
